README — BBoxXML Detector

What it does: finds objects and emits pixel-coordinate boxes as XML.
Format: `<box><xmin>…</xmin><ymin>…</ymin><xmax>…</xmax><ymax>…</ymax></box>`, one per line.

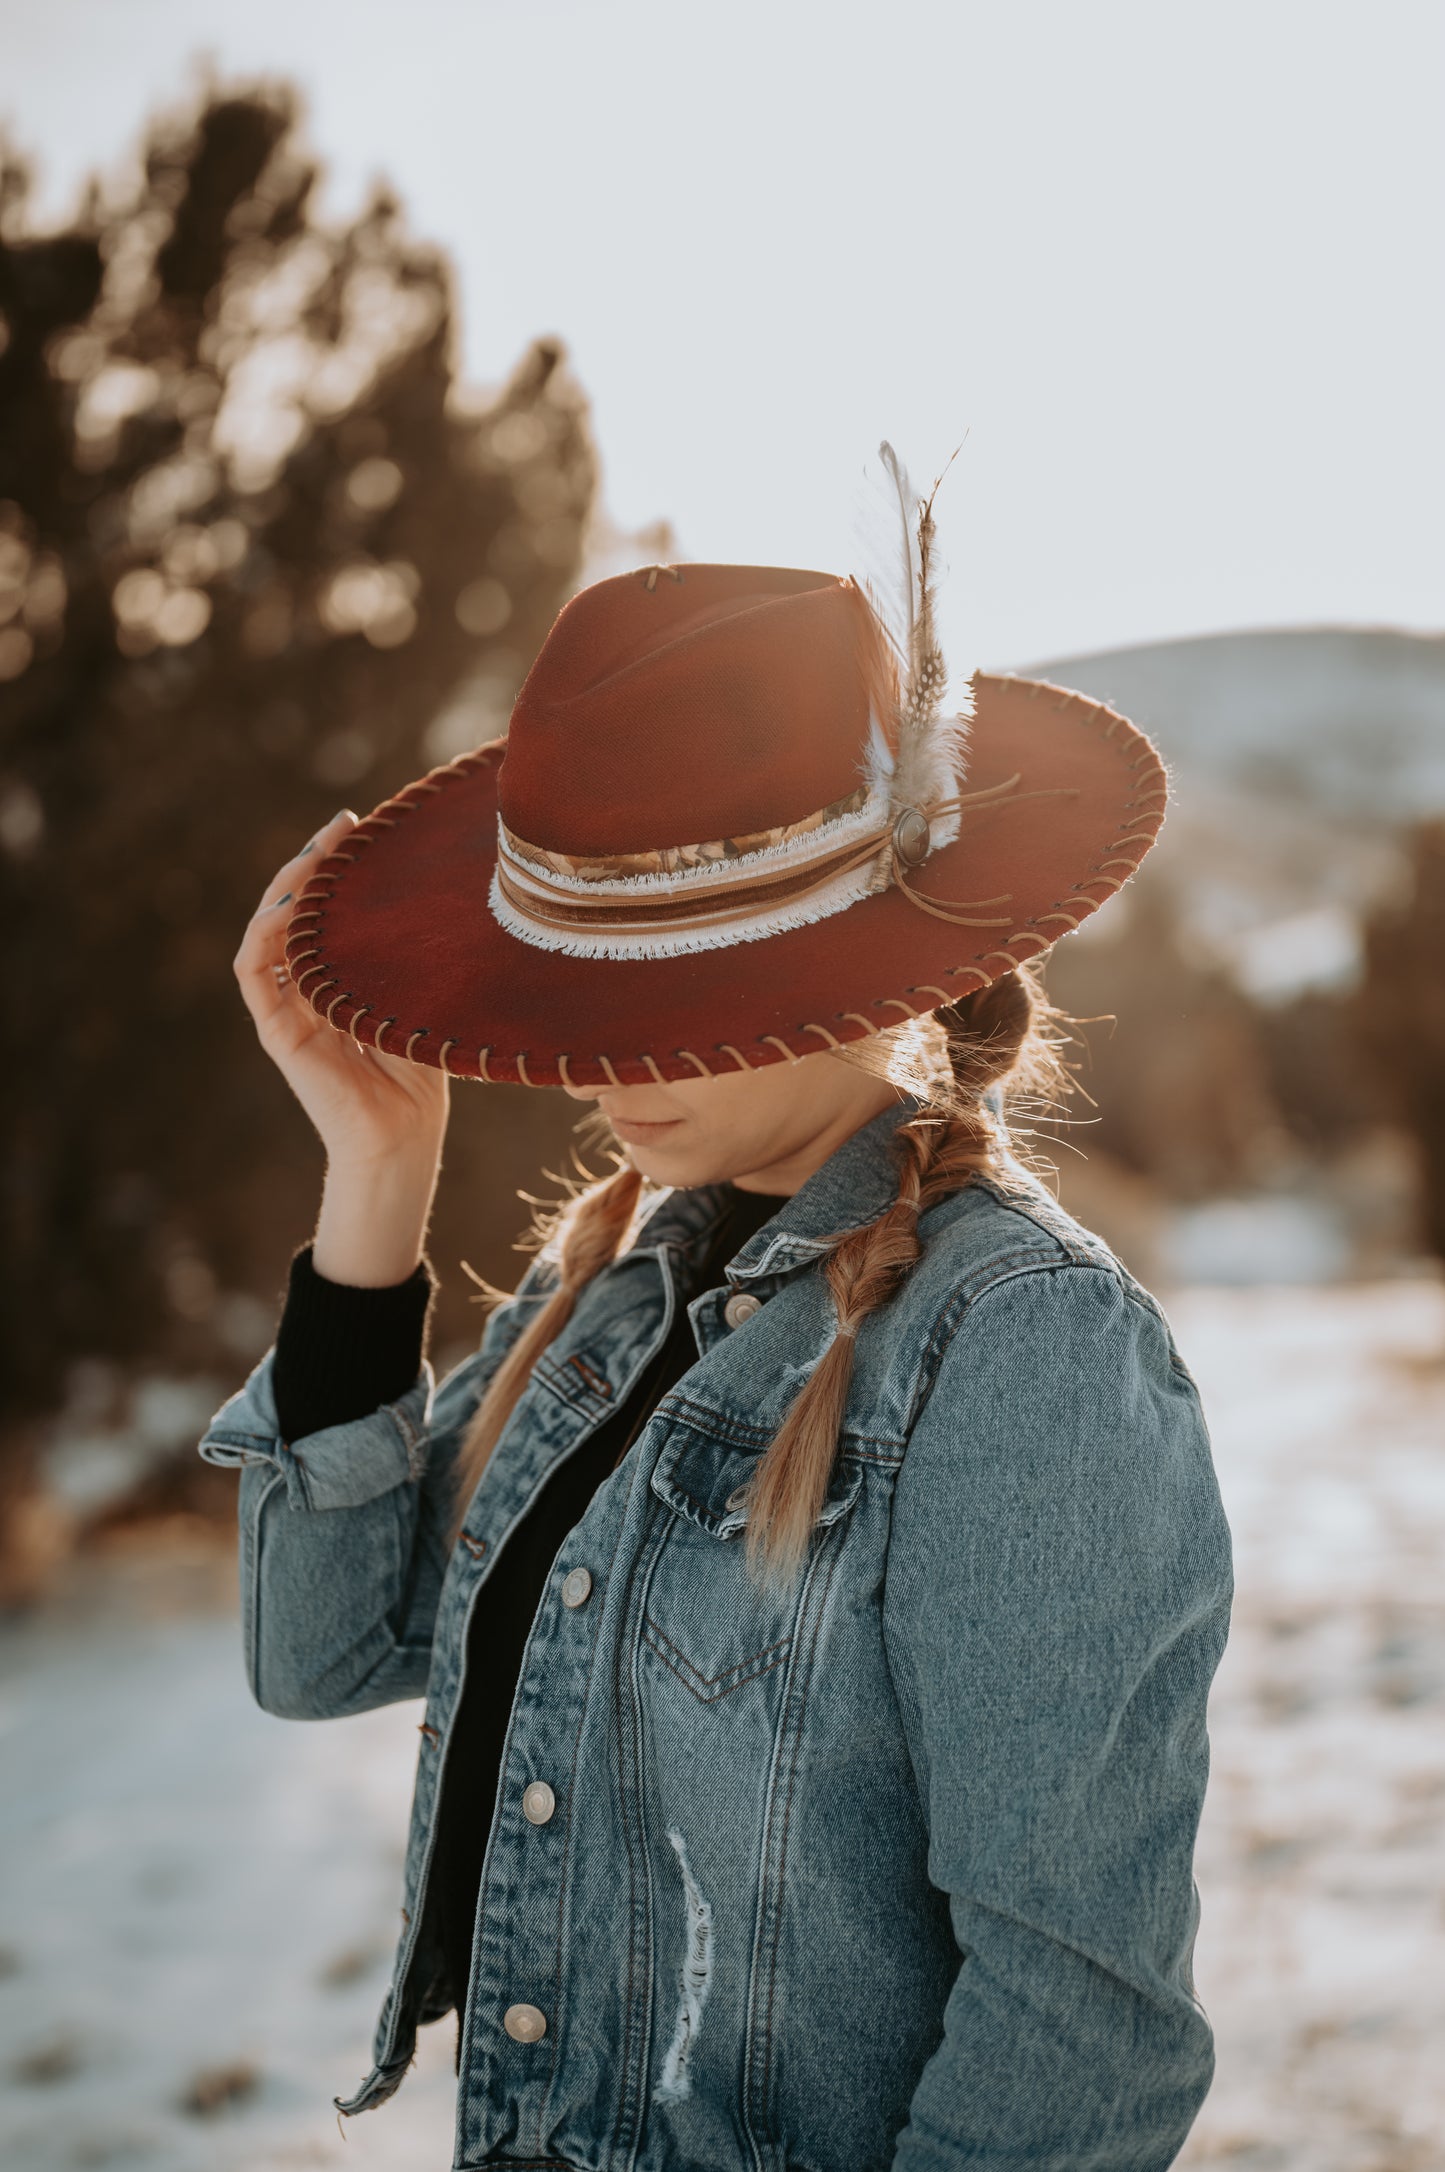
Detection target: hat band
<box><xmin>500</xmin><ymin>779</ymin><xmax>874</xmax><ymax>881</ymax></box>
<box><xmin>490</xmin><ymin>773</ymin><xmax>1037</xmax><ymax>961</ymax></box>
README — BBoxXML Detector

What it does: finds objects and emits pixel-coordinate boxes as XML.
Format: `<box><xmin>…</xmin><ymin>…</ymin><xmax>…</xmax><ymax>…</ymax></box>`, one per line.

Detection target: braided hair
<box><xmin>451</xmin><ymin>968</ymin><xmax>1064</xmax><ymax>1571</ymax></box>
<box><xmin>738</xmin><ymin>970</ymin><xmax>1048</xmax><ymax>1587</ymax></box>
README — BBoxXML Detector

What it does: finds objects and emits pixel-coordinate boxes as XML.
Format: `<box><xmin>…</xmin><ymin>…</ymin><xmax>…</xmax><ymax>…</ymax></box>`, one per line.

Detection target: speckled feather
<box><xmin>860</xmin><ymin>442</ymin><xmax>972</xmax><ymax>826</ymax></box>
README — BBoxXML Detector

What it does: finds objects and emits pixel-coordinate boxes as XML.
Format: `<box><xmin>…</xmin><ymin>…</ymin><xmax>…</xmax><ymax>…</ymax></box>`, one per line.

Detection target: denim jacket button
<box><xmin>723</xmin><ymin>1290</ymin><xmax>763</xmax><ymax>1329</ymax></box>
<box><xmin>522</xmin><ymin>1780</ymin><xmax>556</xmax><ymax>1825</ymax></box>
<box><xmin>561</xmin><ymin>1565</ymin><xmax>593</xmax><ymax>1608</ymax></box>
<box><xmin>502</xmin><ymin>2002</ymin><xmax>547</xmax><ymax>2042</ymax></box>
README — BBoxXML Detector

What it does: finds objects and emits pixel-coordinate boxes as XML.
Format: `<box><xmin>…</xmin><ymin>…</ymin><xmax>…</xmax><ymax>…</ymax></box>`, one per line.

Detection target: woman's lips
<box><xmin>608</xmin><ymin>1116</ymin><xmax>684</xmax><ymax>1144</ymax></box>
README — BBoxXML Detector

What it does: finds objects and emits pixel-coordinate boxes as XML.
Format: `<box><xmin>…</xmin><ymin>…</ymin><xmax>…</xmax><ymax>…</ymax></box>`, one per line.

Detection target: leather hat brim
<box><xmin>284</xmin><ymin>672</ymin><xmax>1166</xmax><ymax>1087</ymax></box>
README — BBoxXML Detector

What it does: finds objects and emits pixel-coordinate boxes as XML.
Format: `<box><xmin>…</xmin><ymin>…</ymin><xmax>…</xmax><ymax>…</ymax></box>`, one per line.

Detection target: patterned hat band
<box><xmin>489</xmin><ymin>769</ymin><xmax>1072</xmax><ymax>961</ymax></box>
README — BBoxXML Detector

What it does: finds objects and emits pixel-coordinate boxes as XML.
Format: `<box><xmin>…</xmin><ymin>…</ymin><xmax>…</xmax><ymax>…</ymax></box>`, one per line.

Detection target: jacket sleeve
<box><xmin>197</xmin><ymin>1262</ymin><xmax>554</xmax><ymax>1722</ymax></box>
<box><xmin>882</xmin><ymin>1262</ymin><xmax>1233</xmax><ymax>2172</ymax></box>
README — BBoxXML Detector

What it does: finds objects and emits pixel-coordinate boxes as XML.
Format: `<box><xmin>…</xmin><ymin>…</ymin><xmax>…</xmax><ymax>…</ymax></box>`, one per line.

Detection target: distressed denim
<box><xmin>199</xmin><ymin>1101</ymin><xmax>1233</xmax><ymax>2172</ymax></box>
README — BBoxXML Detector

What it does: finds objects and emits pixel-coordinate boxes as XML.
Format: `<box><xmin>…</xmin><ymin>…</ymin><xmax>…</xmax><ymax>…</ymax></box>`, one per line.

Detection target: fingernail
<box><xmin>276</xmin><ymin>891</ymin><xmax>293</xmax><ymax>907</ymax></box>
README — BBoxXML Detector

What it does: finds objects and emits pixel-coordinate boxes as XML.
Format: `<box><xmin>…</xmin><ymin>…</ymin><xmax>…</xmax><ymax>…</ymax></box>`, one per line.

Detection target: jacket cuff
<box><xmin>198</xmin><ymin>1348</ymin><xmax>435</xmax><ymax>1511</ymax></box>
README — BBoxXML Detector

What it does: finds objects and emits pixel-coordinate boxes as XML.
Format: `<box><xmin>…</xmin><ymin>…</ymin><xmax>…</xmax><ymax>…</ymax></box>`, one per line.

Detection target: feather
<box><xmin>874</xmin><ymin>440</ymin><xmax>917</xmax><ymax>665</ymax></box>
<box><xmin>854</xmin><ymin>441</ymin><xmax>972</xmax><ymax>848</ymax></box>
<box><xmin>852</xmin><ymin>442</ymin><xmax>915</xmax><ymax>682</ymax></box>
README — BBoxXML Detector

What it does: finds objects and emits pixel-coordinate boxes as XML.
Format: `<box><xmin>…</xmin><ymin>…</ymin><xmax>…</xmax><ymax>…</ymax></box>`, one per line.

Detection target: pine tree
<box><xmin>0</xmin><ymin>86</ymin><xmax>598</xmax><ymax>1489</ymax></box>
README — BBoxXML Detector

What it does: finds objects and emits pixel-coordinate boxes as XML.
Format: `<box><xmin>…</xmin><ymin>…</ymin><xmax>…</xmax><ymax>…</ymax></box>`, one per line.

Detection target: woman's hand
<box><xmin>235</xmin><ymin>810</ymin><xmax>451</xmax><ymax>1284</ymax></box>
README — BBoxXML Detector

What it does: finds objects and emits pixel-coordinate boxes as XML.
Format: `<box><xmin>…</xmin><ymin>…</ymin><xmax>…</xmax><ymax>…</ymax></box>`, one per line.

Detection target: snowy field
<box><xmin>1</xmin><ymin>1282</ymin><xmax>1442</xmax><ymax>2172</ymax></box>
<box><xmin>1174</xmin><ymin>1284</ymin><xmax>1445</xmax><ymax>2172</ymax></box>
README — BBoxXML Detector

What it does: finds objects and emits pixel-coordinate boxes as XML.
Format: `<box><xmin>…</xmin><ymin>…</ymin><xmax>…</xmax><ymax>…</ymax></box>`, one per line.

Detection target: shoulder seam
<box><xmin>911</xmin><ymin>1254</ymin><xmax>1127</xmax><ymax>1432</ymax></box>
<box><xmin>964</xmin><ymin>1168</ymin><xmax>1115</xmax><ymax>1267</ymax></box>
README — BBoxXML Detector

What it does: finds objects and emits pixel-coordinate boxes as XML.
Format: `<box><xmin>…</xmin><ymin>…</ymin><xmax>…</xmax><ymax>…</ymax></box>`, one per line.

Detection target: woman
<box><xmin>201</xmin><ymin>533</ymin><xmax>1233</xmax><ymax>2171</ymax></box>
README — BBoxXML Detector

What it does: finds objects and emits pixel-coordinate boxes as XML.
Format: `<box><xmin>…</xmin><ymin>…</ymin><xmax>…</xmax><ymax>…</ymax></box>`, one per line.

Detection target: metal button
<box><xmin>561</xmin><ymin>1565</ymin><xmax>592</xmax><ymax>1608</ymax></box>
<box><xmin>522</xmin><ymin>1780</ymin><xmax>556</xmax><ymax>1825</ymax></box>
<box><xmin>502</xmin><ymin>2002</ymin><xmax>547</xmax><ymax>2042</ymax></box>
<box><xmin>723</xmin><ymin>1290</ymin><xmax>763</xmax><ymax>1329</ymax></box>
<box><xmin>891</xmin><ymin>804</ymin><xmax>932</xmax><ymax>867</ymax></box>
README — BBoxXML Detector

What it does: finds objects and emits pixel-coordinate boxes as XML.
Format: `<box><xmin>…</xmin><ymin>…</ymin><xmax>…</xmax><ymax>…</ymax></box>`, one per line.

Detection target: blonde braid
<box><xmin>449</xmin><ymin>1160</ymin><xmax>643</xmax><ymax>1540</ymax></box>
<box><xmin>740</xmin><ymin>971</ymin><xmax>1040</xmax><ymax>1590</ymax></box>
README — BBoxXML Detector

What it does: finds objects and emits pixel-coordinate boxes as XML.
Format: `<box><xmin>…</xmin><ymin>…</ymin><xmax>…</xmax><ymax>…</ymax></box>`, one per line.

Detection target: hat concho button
<box><xmin>891</xmin><ymin>807</ymin><xmax>931</xmax><ymax>867</ymax></box>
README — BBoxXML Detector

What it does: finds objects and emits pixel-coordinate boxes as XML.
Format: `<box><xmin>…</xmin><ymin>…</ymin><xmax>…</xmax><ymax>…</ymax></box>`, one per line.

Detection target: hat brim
<box><xmin>285</xmin><ymin>672</ymin><xmax>1165</xmax><ymax>1087</ymax></box>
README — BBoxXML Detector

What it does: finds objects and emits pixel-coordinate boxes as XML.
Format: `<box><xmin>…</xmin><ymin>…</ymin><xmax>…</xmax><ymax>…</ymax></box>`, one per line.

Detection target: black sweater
<box><xmin>269</xmin><ymin>1185</ymin><xmax>785</xmax><ymax>2046</ymax></box>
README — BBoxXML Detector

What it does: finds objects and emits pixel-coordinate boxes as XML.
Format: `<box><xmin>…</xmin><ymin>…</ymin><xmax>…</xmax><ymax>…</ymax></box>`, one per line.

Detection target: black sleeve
<box><xmin>271</xmin><ymin>1244</ymin><xmax>438</xmax><ymax>1445</ymax></box>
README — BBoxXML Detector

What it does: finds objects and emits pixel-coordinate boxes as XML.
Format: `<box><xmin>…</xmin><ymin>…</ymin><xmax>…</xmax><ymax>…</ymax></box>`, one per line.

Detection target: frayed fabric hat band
<box><xmin>491</xmin><ymin>773</ymin><xmax>1068</xmax><ymax>961</ymax></box>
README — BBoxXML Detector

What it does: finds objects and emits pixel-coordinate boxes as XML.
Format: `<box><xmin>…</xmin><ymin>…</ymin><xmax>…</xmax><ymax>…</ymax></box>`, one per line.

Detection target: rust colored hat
<box><xmin>285</xmin><ymin>545</ymin><xmax>1167</xmax><ymax>1089</ymax></box>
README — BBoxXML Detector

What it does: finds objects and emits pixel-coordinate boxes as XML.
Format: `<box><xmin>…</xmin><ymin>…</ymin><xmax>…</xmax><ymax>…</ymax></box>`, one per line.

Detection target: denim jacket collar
<box><xmin>633</xmin><ymin>1095</ymin><xmax>919</xmax><ymax>1286</ymax></box>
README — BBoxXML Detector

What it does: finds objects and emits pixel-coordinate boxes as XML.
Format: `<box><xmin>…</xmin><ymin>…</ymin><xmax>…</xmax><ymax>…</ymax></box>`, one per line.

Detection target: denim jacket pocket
<box><xmin>649</xmin><ymin>1420</ymin><xmax>863</xmax><ymax>1540</ymax></box>
<box><xmin>642</xmin><ymin>1420</ymin><xmax>864</xmax><ymax>1705</ymax></box>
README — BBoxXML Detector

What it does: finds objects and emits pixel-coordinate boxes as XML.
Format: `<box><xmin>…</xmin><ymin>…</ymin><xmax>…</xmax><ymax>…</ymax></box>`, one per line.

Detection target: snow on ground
<box><xmin>0</xmin><ymin>1554</ymin><xmax>458</xmax><ymax>2172</ymax></box>
<box><xmin>1</xmin><ymin>1282</ymin><xmax>1443</xmax><ymax>2172</ymax></box>
<box><xmin>1170</xmin><ymin>1283</ymin><xmax>1445</xmax><ymax>2172</ymax></box>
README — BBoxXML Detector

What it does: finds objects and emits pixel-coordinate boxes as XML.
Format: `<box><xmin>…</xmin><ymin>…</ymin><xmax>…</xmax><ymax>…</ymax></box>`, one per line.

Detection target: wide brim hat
<box><xmin>284</xmin><ymin>560</ymin><xmax>1167</xmax><ymax>1088</ymax></box>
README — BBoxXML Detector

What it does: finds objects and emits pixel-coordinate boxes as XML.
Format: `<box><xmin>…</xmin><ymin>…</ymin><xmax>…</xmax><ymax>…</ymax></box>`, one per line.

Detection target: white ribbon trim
<box><xmin>489</xmin><ymin>713</ymin><xmax>966</xmax><ymax>962</ymax></box>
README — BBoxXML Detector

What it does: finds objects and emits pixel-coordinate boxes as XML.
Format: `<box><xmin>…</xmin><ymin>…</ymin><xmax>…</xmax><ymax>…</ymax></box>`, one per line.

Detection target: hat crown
<box><xmin>496</xmin><ymin>565</ymin><xmax>880</xmax><ymax>858</ymax></box>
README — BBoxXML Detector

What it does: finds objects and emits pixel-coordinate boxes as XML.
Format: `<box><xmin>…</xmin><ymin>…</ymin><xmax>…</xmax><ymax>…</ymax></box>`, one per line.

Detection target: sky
<box><xmin>4</xmin><ymin>0</ymin><xmax>1442</xmax><ymax>674</ymax></box>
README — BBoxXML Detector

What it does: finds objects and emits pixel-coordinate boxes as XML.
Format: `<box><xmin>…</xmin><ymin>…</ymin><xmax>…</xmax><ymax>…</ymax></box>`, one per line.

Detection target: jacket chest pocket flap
<box><xmin>649</xmin><ymin>1421</ymin><xmax>863</xmax><ymax>1541</ymax></box>
<box><xmin>642</xmin><ymin>1422</ymin><xmax>863</xmax><ymax>1704</ymax></box>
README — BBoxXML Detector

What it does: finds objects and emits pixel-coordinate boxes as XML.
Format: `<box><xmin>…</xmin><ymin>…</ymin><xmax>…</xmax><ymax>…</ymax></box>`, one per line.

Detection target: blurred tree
<box><xmin>1357</xmin><ymin>820</ymin><xmax>1445</xmax><ymax>1264</ymax></box>
<box><xmin>0</xmin><ymin>86</ymin><xmax>597</xmax><ymax>1486</ymax></box>
<box><xmin>1253</xmin><ymin>987</ymin><xmax>1391</xmax><ymax>1160</ymax></box>
<box><xmin>1043</xmin><ymin>869</ymin><xmax>1288</xmax><ymax>1201</ymax></box>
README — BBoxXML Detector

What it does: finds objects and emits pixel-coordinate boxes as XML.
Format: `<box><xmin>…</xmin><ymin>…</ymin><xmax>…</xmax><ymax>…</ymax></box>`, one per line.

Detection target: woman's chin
<box><xmin>627</xmin><ymin>1147</ymin><xmax>701</xmax><ymax>1187</ymax></box>
<box><xmin>622</xmin><ymin>1140</ymin><xmax>740</xmax><ymax>1190</ymax></box>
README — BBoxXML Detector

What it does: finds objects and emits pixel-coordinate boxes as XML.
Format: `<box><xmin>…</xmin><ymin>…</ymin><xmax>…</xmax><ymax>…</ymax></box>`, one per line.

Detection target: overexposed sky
<box><xmin>4</xmin><ymin>0</ymin><xmax>1442</xmax><ymax>671</ymax></box>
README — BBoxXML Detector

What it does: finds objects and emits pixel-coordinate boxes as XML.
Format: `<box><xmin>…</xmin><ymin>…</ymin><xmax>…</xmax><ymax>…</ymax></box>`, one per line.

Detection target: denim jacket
<box><xmin>199</xmin><ymin>1102</ymin><xmax>1233</xmax><ymax>2172</ymax></box>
